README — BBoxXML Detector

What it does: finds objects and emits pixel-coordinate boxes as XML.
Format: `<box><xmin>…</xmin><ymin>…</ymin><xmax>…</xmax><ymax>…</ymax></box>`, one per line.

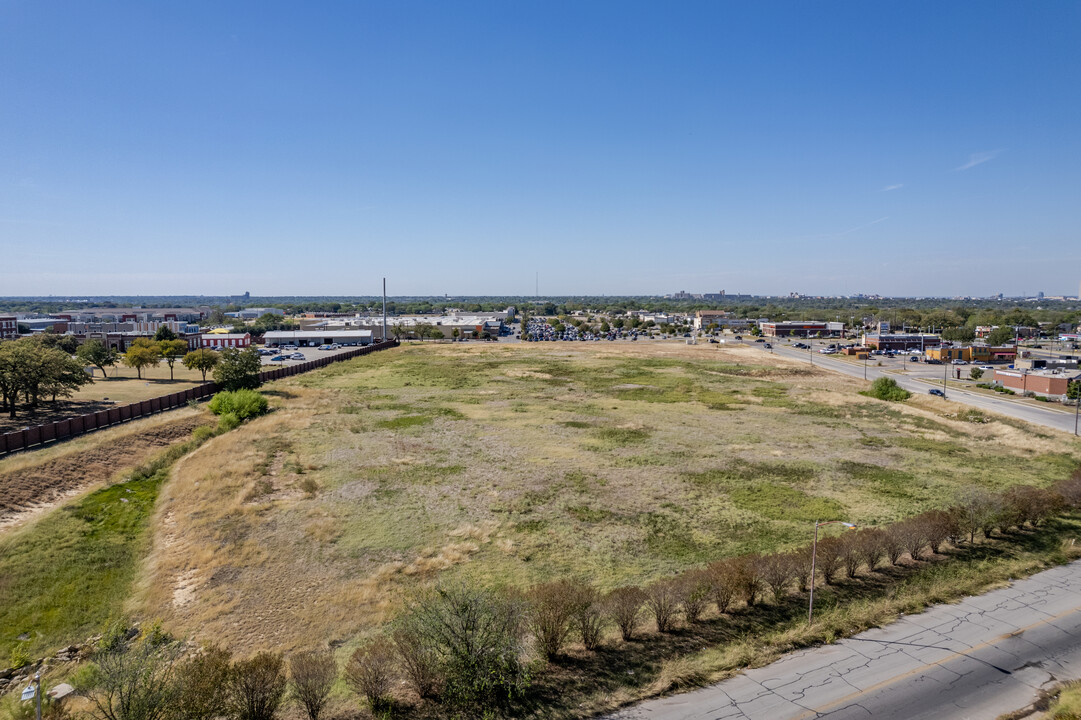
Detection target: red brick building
<box><xmin>761</xmin><ymin>322</ymin><xmax>828</xmax><ymax>337</ymax></box>
<box><xmin>0</xmin><ymin>315</ymin><xmax>17</xmax><ymax>339</ymax></box>
<box><xmin>993</xmin><ymin>368</ymin><xmax>1081</xmax><ymax>398</ymax></box>
<box><xmin>199</xmin><ymin>333</ymin><xmax>251</xmax><ymax>349</ymax></box>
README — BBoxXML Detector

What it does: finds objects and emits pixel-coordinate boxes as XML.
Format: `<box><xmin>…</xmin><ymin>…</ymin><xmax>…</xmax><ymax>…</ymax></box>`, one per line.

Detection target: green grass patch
<box><xmin>591</xmin><ymin>427</ymin><xmax>651</xmax><ymax>447</ymax></box>
<box><xmin>728</xmin><ymin>483</ymin><xmax>845</xmax><ymax>522</ymax></box>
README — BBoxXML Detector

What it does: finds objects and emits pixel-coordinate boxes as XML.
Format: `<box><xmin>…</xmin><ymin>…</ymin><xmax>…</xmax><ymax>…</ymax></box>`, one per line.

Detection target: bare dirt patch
<box><xmin>0</xmin><ymin>412</ymin><xmax>208</xmax><ymax>529</ymax></box>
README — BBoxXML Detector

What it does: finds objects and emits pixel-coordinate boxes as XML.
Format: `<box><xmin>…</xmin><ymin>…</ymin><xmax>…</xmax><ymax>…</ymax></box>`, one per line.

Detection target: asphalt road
<box><xmin>609</xmin><ymin>560</ymin><xmax>1081</xmax><ymax>720</ymax></box>
<box><xmin>767</xmin><ymin>344</ymin><xmax>1079</xmax><ymax>435</ymax></box>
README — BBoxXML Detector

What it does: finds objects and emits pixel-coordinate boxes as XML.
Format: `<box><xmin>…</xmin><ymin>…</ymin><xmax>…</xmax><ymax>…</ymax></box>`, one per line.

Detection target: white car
<box><xmin>290</xmin><ymin>352</ymin><xmax>306</xmax><ymax>360</ymax></box>
<box><xmin>951</xmin><ymin>359</ymin><xmax>968</xmax><ymax>365</ymax></box>
<box><xmin>979</xmin><ymin>365</ymin><xmax>994</xmax><ymax>370</ymax></box>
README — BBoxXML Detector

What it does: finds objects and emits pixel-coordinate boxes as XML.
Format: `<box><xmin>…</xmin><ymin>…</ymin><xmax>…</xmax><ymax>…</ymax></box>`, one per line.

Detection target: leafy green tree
<box><xmin>969</xmin><ymin>367</ymin><xmax>984</xmax><ymax>381</ymax></box>
<box><xmin>153</xmin><ymin>325</ymin><xmax>179</xmax><ymax>342</ymax></box>
<box><xmin>123</xmin><ymin>338</ymin><xmax>161</xmax><ymax>379</ymax></box>
<box><xmin>40</xmin><ymin>331</ymin><xmax>79</xmax><ymax>354</ymax></box>
<box><xmin>77</xmin><ymin>339</ymin><xmax>119</xmax><ymax>378</ymax></box>
<box><xmin>159</xmin><ymin>339</ymin><xmax>189</xmax><ymax>380</ymax></box>
<box><xmin>986</xmin><ymin>326</ymin><xmax>1016</xmax><ymax>346</ymax></box>
<box><xmin>213</xmin><ymin>347</ymin><xmax>262</xmax><ymax>391</ymax></box>
<box><xmin>0</xmin><ymin>337</ymin><xmax>91</xmax><ymax>418</ymax></box>
<box><xmin>183</xmin><ymin>348</ymin><xmax>220</xmax><ymax>382</ymax></box>
<box><xmin>940</xmin><ymin>326</ymin><xmax>976</xmax><ymax>343</ymax></box>
<box><xmin>1068</xmin><ymin>380</ymin><xmax>1081</xmax><ymax>401</ymax></box>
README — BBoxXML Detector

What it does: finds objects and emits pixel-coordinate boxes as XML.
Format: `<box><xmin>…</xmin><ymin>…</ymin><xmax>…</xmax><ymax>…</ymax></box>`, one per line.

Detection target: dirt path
<box><xmin>0</xmin><ymin>413</ymin><xmax>209</xmax><ymax>530</ymax></box>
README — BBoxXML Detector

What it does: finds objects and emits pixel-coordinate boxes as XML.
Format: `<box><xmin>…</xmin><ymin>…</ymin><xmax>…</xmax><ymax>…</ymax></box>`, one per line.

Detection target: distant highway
<box><xmin>767</xmin><ymin>344</ymin><xmax>1079</xmax><ymax>435</ymax></box>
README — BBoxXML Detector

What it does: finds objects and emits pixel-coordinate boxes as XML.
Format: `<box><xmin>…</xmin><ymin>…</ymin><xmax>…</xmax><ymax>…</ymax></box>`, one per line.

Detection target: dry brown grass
<box><xmin>136</xmin><ymin>342</ymin><xmax>1081</xmax><ymax>655</ymax></box>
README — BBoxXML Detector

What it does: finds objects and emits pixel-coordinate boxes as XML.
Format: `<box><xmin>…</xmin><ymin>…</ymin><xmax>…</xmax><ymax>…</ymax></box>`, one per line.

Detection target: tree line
<box><xmin>63</xmin><ymin>470</ymin><xmax>1081</xmax><ymax>719</ymax></box>
<box><xmin>0</xmin><ymin>327</ymin><xmax>264</xmax><ymax>420</ymax></box>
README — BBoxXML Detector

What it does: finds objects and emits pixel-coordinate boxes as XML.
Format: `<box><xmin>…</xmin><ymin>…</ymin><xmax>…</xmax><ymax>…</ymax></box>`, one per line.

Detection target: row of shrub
<box><xmin>63</xmin><ymin>471</ymin><xmax>1081</xmax><ymax>719</ymax></box>
<box><xmin>344</xmin><ymin>473</ymin><xmax>1081</xmax><ymax>714</ymax></box>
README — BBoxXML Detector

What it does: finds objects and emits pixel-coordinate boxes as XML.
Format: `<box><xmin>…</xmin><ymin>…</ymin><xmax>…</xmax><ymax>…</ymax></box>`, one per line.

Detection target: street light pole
<box><xmin>943</xmin><ymin>360</ymin><xmax>948</xmax><ymax>397</ymax></box>
<box><xmin>808</xmin><ymin>520</ymin><xmax>856</xmax><ymax>624</ymax></box>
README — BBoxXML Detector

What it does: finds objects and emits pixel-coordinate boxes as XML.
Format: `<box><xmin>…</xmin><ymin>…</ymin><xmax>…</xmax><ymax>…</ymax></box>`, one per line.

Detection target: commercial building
<box><xmin>864</xmin><ymin>333</ymin><xmax>941</xmax><ymax>351</ymax></box>
<box><xmin>0</xmin><ymin>315</ymin><xmax>17</xmax><ymax>339</ymax></box>
<box><xmin>58</xmin><ymin>307</ymin><xmax>209</xmax><ymax>323</ymax></box>
<box><xmin>924</xmin><ymin>345</ymin><xmax>1015</xmax><ymax>363</ymax></box>
<box><xmin>264</xmin><ymin>330</ymin><xmax>373</xmax><ymax>347</ymax></box>
<box><xmin>200</xmin><ymin>333</ymin><xmax>251</xmax><ymax>349</ymax></box>
<box><xmin>762</xmin><ymin>322</ymin><xmax>829</xmax><ymax>337</ymax></box>
<box><xmin>993</xmin><ymin>368</ymin><xmax>1081</xmax><ymax>399</ymax></box>
<box><xmin>302</xmin><ymin>314</ymin><xmax>505</xmax><ymax>340</ymax></box>
<box><xmin>693</xmin><ymin>311</ymin><xmax>752</xmax><ymax>331</ymax></box>
<box><xmin>227</xmin><ymin>307</ymin><xmax>284</xmax><ymax>320</ymax></box>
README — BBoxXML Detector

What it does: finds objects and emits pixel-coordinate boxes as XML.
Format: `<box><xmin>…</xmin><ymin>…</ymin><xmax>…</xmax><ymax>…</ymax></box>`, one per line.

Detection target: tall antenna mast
<box><xmin>536</xmin><ymin>271</ymin><xmax>539</xmax><ymax>298</ymax></box>
<box><xmin>382</xmin><ymin>278</ymin><xmax>387</xmax><ymax>341</ymax></box>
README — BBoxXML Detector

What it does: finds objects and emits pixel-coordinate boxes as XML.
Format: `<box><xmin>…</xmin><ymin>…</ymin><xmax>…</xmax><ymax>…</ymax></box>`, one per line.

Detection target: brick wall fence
<box><xmin>0</xmin><ymin>340</ymin><xmax>399</xmax><ymax>457</ymax></box>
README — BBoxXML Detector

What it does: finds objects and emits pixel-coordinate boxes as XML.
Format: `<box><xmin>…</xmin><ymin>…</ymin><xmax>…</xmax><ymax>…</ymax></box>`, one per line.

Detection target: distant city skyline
<box><xmin>2</xmin><ymin>2</ymin><xmax>1078</xmax><ymax>297</ymax></box>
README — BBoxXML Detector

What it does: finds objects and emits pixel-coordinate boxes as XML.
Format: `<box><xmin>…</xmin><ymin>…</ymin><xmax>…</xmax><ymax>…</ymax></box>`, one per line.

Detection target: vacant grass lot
<box><xmin>142</xmin><ymin>342</ymin><xmax>1081</xmax><ymax>656</ymax></box>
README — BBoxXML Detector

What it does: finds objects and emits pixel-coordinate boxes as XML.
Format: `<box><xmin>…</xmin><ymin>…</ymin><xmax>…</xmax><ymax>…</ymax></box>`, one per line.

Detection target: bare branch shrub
<box><xmin>568</xmin><ymin>583</ymin><xmax>605</xmax><ymax>651</ymax></box>
<box><xmin>392</xmin><ymin>627</ymin><xmax>440</xmax><ymax>699</ymax></box>
<box><xmin>706</xmin><ymin>559</ymin><xmax>737</xmax><ymax>613</ymax></box>
<box><xmin>1054</xmin><ymin>474</ymin><xmax>1081</xmax><ymax>508</ymax></box>
<box><xmin>893</xmin><ymin>518</ymin><xmax>928</xmax><ymax>561</ymax></box>
<box><xmin>951</xmin><ymin>488</ymin><xmax>1000</xmax><ymax>543</ymax></box>
<box><xmin>289</xmin><ymin>650</ymin><xmax>337</xmax><ymax>720</ymax></box>
<box><xmin>1005</xmin><ymin>486</ymin><xmax>1062</xmax><ymax>527</ymax></box>
<box><xmin>919</xmin><ymin>510</ymin><xmax>956</xmax><ymax>554</ymax></box>
<box><xmin>529</xmin><ymin>579</ymin><xmax>579</xmax><ymax>660</ymax></box>
<box><xmin>730</xmin><ymin>554</ymin><xmax>763</xmax><ymax>606</ymax></box>
<box><xmin>814</xmin><ymin>536</ymin><xmax>845</xmax><ymax>585</ymax></box>
<box><xmin>645</xmin><ymin>577</ymin><xmax>681</xmax><ymax>633</ymax></box>
<box><xmin>173</xmin><ymin>645</ymin><xmax>232</xmax><ymax>720</ymax></box>
<box><xmin>228</xmin><ymin>651</ymin><xmax>287</xmax><ymax>720</ymax></box>
<box><xmin>839</xmin><ymin>533</ymin><xmax>862</xmax><ymax>579</ymax></box>
<box><xmin>853</xmin><ymin>529</ymin><xmax>886</xmax><ymax>572</ymax></box>
<box><xmin>883</xmin><ymin>524</ymin><xmax>905</xmax><ymax>565</ymax></box>
<box><xmin>606</xmin><ymin>586</ymin><xmax>646</xmax><ymax>641</ymax></box>
<box><xmin>677</xmin><ymin>569</ymin><xmax>712</xmax><ymax>624</ymax></box>
<box><xmin>86</xmin><ymin>642</ymin><xmax>179</xmax><ymax>720</ymax></box>
<box><xmin>345</xmin><ymin>637</ymin><xmax>398</xmax><ymax>712</ymax></box>
<box><xmin>758</xmin><ymin>553</ymin><xmax>798</xmax><ymax>602</ymax></box>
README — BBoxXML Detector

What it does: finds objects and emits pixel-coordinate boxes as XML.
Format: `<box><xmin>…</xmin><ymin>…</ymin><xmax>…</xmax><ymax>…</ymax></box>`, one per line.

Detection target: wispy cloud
<box><xmin>880</xmin><ymin>184</ymin><xmax>903</xmax><ymax>192</ymax></box>
<box><xmin>955</xmin><ymin>150</ymin><xmax>1001</xmax><ymax>171</ymax></box>
<box><xmin>837</xmin><ymin>216</ymin><xmax>889</xmax><ymax>236</ymax></box>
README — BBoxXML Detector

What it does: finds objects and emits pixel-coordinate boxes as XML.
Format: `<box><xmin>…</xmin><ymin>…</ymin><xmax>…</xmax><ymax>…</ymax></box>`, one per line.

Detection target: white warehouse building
<box><xmin>263</xmin><ymin>330</ymin><xmax>373</xmax><ymax>347</ymax></box>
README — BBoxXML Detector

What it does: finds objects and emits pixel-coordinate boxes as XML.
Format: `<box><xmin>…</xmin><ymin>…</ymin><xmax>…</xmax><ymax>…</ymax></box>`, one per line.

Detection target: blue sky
<box><xmin>2</xmin><ymin>1</ymin><xmax>1079</xmax><ymax>297</ymax></box>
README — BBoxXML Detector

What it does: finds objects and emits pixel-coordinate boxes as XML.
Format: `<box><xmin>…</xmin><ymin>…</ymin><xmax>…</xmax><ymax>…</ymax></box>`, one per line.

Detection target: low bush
<box><xmin>209</xmin><ymin>389</ymin><xmax>269</xmax><ymax>420</ymax></box>
<box><xmin>346</xmin><ymin>638</ymin><xmax>397</xmax><ymax>712</ymax></box>
<box><xmin>644</xmin><ymin>577</ymin><xmax>681</xmax><ymax>633</ymax></box>
<box><xmin>290</xmin><ymin>650</ymin><xmax>336</xmax><ymax>720</ymax></box>
<box><xmin>529</xmin><ymin>580</ymin><xmax>579</xmax><ymax>661</ymax></box>
<box><xmin>606</xmin><ymin>586</ymin><xmax>646</xmax><ymax>641</ymax></box>
<box><xmin>174</xmin><ymin>645</ymin><xmax>232</xmax><ymax>720</ymax></box>
<box><xmin>569</xmin><ymin>583</ymin><xmax>605</xmax><ymax>651</ymax></box>
<box><xmin>866</xmin><ymin>377</ymin><xmax>912</xmax><ymax>401</ymax></box>
<box><xmin>397</xmin><ymin>583</ymin><xmax>529</xmax><ymax>711</ymax></box>
<box><xmin>228</xmin><ymin>651</ymin><xmax>287</xmax><ymax>720</ymax></box>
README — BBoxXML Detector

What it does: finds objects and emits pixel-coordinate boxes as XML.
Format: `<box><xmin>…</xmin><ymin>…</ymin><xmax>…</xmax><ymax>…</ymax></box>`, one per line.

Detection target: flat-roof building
<box><xmin>762</xmin><ymin>322</ymin><xmax>829</xmax><ymax>337</ymax></box>
<box><xmin>200</xmin><ymin>333</ymin><xmax>251</xmax><ymax>349</ymax></box>
<box><xmin>264</xmin><ymin>330</ymin><xmax>373</xmax><ymax>346</ymax></box>
<box><xmin>993</xmin><ymin>368</ymin><xmax>1081</xmax><ymax>398</ymax></box>
<box><xmin>864</xmin><ymin>333</ymin><xmax>941</xmax><ymax>351</ymax></box>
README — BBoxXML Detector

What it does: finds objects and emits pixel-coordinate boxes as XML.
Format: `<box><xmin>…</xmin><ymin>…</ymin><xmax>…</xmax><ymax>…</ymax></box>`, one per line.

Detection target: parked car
<box><xmin>929</xmin><ymin>388</ymin><xmax>946</xmax><ymax>397</ymax></box>
<box><xmin>951</xmin><ymin>359</ymin><xmax>968</xmax><ymax>365</ymax></box>
<box><xmin>290</xmin><ymin>353</ymin><xmax>306</xmax><ymax>360</ymax></box>
<box><xmin>754</xmin><ymin>338</ymin><xmax>765</xmax><ymax>343</ymax></box>
<box><xmin>979</xmin><ymin>365</ymin><xmax>994</xmax><ymax>370</ymax></box>
<box><xmin>270</xmin><ymin>355</ymin><xmax>286</xmax><ymax>362</ymax></box>
<box><xmin>763</xmin><ymin>343</ymin><xmax>772</xmax><ymax>349</ymax></box>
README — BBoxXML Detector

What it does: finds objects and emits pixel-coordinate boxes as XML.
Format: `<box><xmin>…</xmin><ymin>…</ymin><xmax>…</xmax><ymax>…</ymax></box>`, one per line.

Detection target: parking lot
<box><xmin>256</xmin><ymin>343</ymin><xmax>366</xmax><ymax>366</ymax></box>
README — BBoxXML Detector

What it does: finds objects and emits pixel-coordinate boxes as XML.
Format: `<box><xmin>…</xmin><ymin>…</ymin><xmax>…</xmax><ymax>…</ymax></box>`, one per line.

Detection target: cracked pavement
<box><xmin>607</xmin><ymin>560</ymin><xmax>1081</xmax><ymax>719</ymax></box>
